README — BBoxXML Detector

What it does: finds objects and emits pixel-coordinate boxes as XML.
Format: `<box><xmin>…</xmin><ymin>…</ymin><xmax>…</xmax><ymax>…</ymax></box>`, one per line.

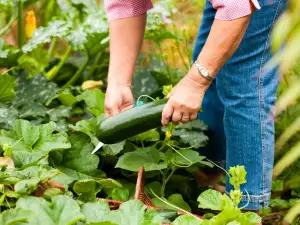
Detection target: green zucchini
<box><xmin>97</xmin><ymin>99</ymin><xmax>167</xmax><ymax>144</ymax></box>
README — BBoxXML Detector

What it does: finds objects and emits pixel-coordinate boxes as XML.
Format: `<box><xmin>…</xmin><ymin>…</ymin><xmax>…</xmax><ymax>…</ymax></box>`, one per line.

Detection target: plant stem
<box><xmin>46</xmin><ymin>45</ymin><xmax>72</xmax><ymax>80</ymax></box>
<box><xmin>18</xmin><ymin>0</ymin><xmax>24</xmax><ymax>48</ymax></box>
<box><xmin>165</xmin><ymin>167</ymin><xmax>176</xmax><ymax>186</ymax></box>
<box><xmin>87</xmin><ymin>51</ymin><xmax>103</xmax><ymax>79</ymax></box>
<box><xmin>61</xmin><ymin>56</ymin><xmax>89</xmax><ymax>90</ymax></box>
<box><xmin>160</xmin><ymin>170</ymin><xmax>167</xmax><ymax>197</ymax></box>
<box><xmin>157</xmin><ymin>42</ymin><xmax>171</xmax><ymax>79</ymax></box>
<box><xmin>0</xmin><ymin>15</ymin><xmax>17</xmax><ymax>37</ymax></box>
<box><xmin>48</xmin><ymin>38</ymin><xmax>57</xmax><ymax>58</ymax></box>
<box><xmin>160</xmin><ymin>167</ymin><xmax>176</xmax><ymax>197</ymax></box>
<box><xmin>157</xmin><ymin>136</ymin><xmax>169</xmax><ymax>152</ymax></box>
<box><xmin>158</xmin><ymin>124</ymin><xmax>175</xmax><ymax>151</ymax></box>
<box><xmin>176</xmin><ymin>41</ymin><xmax>189</xmax><ymax>71</ymax></box>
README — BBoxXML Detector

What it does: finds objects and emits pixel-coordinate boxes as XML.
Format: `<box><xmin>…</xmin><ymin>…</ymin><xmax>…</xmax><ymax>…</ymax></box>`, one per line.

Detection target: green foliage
<box><xmin>0</xmin><ymin>0</ymin><xmax>280</xmax><ymax>223</ymax></box>
<box><xmin>22</xmin><ymin>21</ymin><xmax>71</xmax><ymax>53</ymax></box>
<box><xmin>172</xmin><ymin>214</ymin><xmax>203</xmax><ymax>225</ymax></box>
<box><xmin>76</xmin><ymin>89</ymin><xmax>105</xmax><ymax>117</ymax></box>
<box><xmin>52</xmin><ymin>134</ymin><xmax>103</xmax><ymax>182</ymax></box>
<box><xmin>73</xmin><ymin>179</ymin><xmax>102</xmax><ymax>202</ymax></box>
<box><xmin>0</xmin><ymin>42</ymin><xmax>22</xmax><ymax>68</ymax></box>
<box><xmin>116</xmin><ymin>147</ymin><xmax>167</xmax><ymax>172</ymax></box>
<box><xmin>0</xmin><ymin>119</ymin><xmax>70</xmax><ymax>168</ymax></box>
<box><xmin>0</xmin><ymin>74</ymin><xmax>16</xmax><ymax>103</ymax></box>
<box><xmin>152</xmin><ymin>193</ymin><xmax>191</xmax><ymax>212</ymax></box>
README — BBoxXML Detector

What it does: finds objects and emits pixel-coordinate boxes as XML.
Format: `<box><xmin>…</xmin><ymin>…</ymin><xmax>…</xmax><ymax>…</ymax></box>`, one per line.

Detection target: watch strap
<box><xmin>194</xmin><ymin>61</ymin><xmax>214</xmax><ymax>81</ymax></box>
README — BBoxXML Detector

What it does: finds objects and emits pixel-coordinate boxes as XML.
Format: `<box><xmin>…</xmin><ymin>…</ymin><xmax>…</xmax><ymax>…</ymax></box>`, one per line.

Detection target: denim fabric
<box><xmin>193</xmin><ymin>0</ymin><xmax>286</xmax><ymax>210</ymax></box>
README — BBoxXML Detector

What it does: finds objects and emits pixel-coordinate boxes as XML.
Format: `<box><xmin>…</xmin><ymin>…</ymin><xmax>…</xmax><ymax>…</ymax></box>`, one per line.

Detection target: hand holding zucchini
<box><xmin>97</xmin><ymin>99</ymin><xmax>167</xmax><ymax>144</ymax></box>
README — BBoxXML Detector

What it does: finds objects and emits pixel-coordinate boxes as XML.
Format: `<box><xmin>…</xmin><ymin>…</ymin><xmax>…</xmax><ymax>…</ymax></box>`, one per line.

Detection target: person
<box><xmin>103</xmin><ymin>0</ymin><xmax>286</xmax><ymax>211</ymax></box>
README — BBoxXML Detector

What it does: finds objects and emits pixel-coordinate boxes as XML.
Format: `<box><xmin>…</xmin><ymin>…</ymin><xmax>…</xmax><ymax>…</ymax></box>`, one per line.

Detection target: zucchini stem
<box><xmin>87</xmin><ymin>51</ymin><xmax>102</xmax><ymax>79</ymax></box>
<box><xmin>48</xmin><ymin>38</ymin><xmax>57</xmax><ymax>58</ymax></box>
<box><xmin>46</xmin><ymin>45</ymin><xmax>72</xmax><ymax>80</ymax></box>
<box><xmin>61</xmin><ymin>56</ymin><xmax>89</xmax><ymax>90</ymax></box>
<box><xmin>0</xmin><ymin>15</ymin><xmax>17</xmax><ymax>37</ymax></box>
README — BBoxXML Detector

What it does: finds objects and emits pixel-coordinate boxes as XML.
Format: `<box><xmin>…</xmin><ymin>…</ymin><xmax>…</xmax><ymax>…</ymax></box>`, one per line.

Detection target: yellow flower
<box><xmin>82</xmin><ymin>80</ymin><xmax>104</xmax><ymax>90</ymax></box>
<box><xmin>166</xmin><ymin>131</ymin><xmax>172</xmax><ymax>138</ymax></box>
<box><xmin>25</xmin><ymin>10</ymin><xmax>37</xmax><ymax>39</ymax></box>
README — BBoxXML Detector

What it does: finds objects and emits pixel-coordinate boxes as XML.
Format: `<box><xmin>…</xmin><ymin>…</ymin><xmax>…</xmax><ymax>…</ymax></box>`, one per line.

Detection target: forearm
<box><xmin>189</xmin><ymin>14</ymin><xmax>253</xmax><ymax>87</ymax></box>
<box><xmin>108</xmin><ymin>14</ymin><xmax>146</xmax><ymax>86</ymax></box>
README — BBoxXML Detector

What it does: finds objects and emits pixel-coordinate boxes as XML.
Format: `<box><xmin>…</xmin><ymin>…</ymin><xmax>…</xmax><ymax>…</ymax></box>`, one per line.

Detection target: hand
<box><xmin>161</xmin><ymin>67</ymin><xmax>211</xmax><ymax>126</ymax></box>
<box><xmin>105</xmin><ymin>83</ymin><xmax>134</xmax><ymax>117</ymax></box>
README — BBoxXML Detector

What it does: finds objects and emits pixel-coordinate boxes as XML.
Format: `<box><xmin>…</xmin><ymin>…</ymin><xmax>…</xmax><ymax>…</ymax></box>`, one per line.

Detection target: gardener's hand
<box><xmin>105</xmin><ymin>84</ymin><xmax>134</xmax><ymax>117</ymax></box>
<box><xmin>161</xmin><ymin>66</ymin><xmax>211</xmax><ymax>126</ymax></box>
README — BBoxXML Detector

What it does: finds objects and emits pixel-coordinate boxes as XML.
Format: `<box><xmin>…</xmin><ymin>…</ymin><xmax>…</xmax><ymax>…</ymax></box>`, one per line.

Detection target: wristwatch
<box><xmin>194</xmin><ymin>61</ymin><xmax>214</xmax><ymax>81</ymax></box>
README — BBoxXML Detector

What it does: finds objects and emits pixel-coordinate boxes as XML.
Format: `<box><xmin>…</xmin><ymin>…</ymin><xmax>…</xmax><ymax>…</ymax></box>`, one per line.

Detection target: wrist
<box><xmin>107</xmin><ymin>72</ymin><xmax>132</xmax><ymax>88</ymax></box>
<box><xmin>186</xmin><ymin>65</ymin><xmax>212</xmax><ymax>90</ymax></box>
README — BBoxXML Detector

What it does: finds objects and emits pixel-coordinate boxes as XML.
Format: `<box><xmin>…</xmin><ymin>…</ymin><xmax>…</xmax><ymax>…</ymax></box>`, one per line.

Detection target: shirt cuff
<box><xmin>210</xmin><ymin>0</ymin><xmax>261</xmax><ymax>21</ymax></box>
<box><xmin>104</xmin><ymin>0</ymin><xmax>153</xmax><ymax>22</ymax></box>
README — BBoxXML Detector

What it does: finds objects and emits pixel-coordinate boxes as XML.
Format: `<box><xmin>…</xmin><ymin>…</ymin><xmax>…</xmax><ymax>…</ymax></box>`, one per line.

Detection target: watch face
<box><xmin>200</xmin><ymin>68</ymin><xmax>208</xmax><ymax>77</ymax></box>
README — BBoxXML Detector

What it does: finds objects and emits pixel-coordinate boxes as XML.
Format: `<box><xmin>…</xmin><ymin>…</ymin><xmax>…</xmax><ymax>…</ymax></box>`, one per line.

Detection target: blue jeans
<box><xmin>193</xmin><ymin>0</ymin><xmax>286</xmax><ymax>210</ymax></box>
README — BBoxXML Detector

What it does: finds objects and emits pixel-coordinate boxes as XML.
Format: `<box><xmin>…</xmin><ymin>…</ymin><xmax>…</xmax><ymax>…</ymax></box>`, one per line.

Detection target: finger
<box><xmin>120</xmin><ymin>103</ymin><xmax>134</xmax><ymax>112</ymax></box>
<box><xmin>181</xmin><ymin>112</ymin><xmax>191</xmax><ymax>123</ymax></box>
<box><xmin>110</xmin><ymin>106</ymin><xmax>120</xmax><ymax>116</ymax></box>
<box><xmin>105</xmin><ymin>103</ymin><xmax>120</xmax><ymax>117</ymax></box>
<box><xmin>105</xmin><ymin>108</ymin><xmax>111</xmax><ymax>117</ymax></box>
<box><xmin>162</xmin><ymin>103</ymin><xmax>174</xmax><ymax>127</ymax></box>
<box><xmin>172</xmin><ymin>110</ymin><xmax>182</xmax><ymax>125</ymax></box>
<box><xmin>190</xmin><ymin>112</ymin><xmax>198</xmax><ymax>120</ymax></box>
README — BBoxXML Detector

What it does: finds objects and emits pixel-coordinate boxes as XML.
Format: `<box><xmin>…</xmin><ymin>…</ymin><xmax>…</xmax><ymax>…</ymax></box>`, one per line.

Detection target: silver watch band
<box><xmin>194</xmin><ymin>61</ymin><xmax>214</xmax><ymax>81</ymax></box>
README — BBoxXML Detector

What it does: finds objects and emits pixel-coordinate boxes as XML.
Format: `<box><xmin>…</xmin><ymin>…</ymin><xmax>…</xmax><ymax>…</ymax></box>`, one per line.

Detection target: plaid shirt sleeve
<box><xmin>210</xmin><ymin>0</ymin><xmax>261</xmax><ymax>20</ymax></box>
<box><xmin>104</xmin><ymin>0</ymin><xmax>153</xmax><ymax>21</ymax></box>
<box><xmin>104</xmin><ymin>0</ymin><xmax>261</xmax><ymax>21</ymax></box>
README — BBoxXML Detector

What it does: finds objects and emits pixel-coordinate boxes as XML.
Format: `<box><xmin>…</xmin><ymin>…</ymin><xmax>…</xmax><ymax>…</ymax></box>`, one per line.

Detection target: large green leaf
<box><xmin>13</xmin><ymin>119</ymin><xmax>40</xmax><ymax>148</ymax></box>
<box><xmin>13</xmin><ymin>166</ymin><xmax>59</xmax><ymax>182</ymax></box>
<box><xmin>172</xmin><ymin>130</ymin><xmax>208</xmax><ymax>149</ymax></box>
<box><xmin>81</xmin><ymin>200</ymin><xmax>111</xmax><ymax>224</ymax></box>
<box><xmin>102</xmin><ymin>141</ymin><xmax>126</xmax><ymax>156</ymax></box>
<box><xmin>76</xmin><ymin>90</ymin><xmax>105</xmax><ymax>117</ymax></box>
<box><xmin>69</xmin><ymin>118</ymin><xmax>99</xmax><ymax>146</ymax></box>
<box><xmin>71</xmin><ymin>0</ymin><xmax>98</xmax><ymax>13</ymax></box>
<box><xmin>176</xmin><ymin>120</ymin><xmax>208</xmax><ymax>131</ymax></box>
<box><xmin>116</xmin><ymin>147</ymin><xmax>167</xmax><ymax>172</ymax></box>
<box><xmin>131</xmin><ymin>69</ymin><xmax>160</xmax><ymax>99</ymax></box>
<box><xmin>83</xmin><ymin>11</ymin><xmax>109</xmax><ymax>56</ymax></box>
<box><xmin>16</xmin><ymin>196</ymin><xmax>85</xmax><ymax>225</ymax></box>
<box><xmin>14</xmin><ymin>178</ymin><xmax>40</xmax><ymax>195</ymax></box>
<box><xmin>82</xmin><ymin>200</ymin><xmax>163</xmax><ymax>225</ymax></box>
<box><xmin>0</xmin><ymin>208</ymin><xmax>37</xmax><ymax>224</ymax></box>
<box><xmin>130</xmin><ymin>129</ymin><xmax>160</xmax><ymax>143</ymax></box>
<box><xmin>197</xmin><ymin>189</ymin><xmax>224</xmax><ymax>211</ymax></box>
<box><xmin>53</xmin><ymin>134</ymin><xmax>103</xmax><ymax>182</ymax></box>
<box><xmin>22</xmin><ymin>20</ymin><xmax>71</xmax><ymax>53</ymax></box>
<box><xmin>0</xmin><ymin>74</ymin><xmax>16</xmax><ymax>103</ymax></box>
<box><xmin>111</xmin><ymin>187</ymin><xmax>130</xmax><ymax>201</ymax></box>
<box><xmin>12</xmin><ymin>73</ymin><xmax>59</xmax><ymax>119</ymax></box>
<box><xmin>152</xmin><ymin>193</ymin><xmax>191</xmax><ymax>212</ymax></box>
<box><xmin>172</xmin><ymin>215</ymin><xmax>203</xmax><ymax>225</ymax></box>
<box><xmin>235</xmin><ymin>212</ymin><xmax>262</xmax><ymax>225</ymax></box>
<box><xmin>209</xmin><ymin>207</ymin><xmax>241</xmax><ymax>225</ymax></box>
<box><xmin>110</xmin><ymin>200</ymin><xmax>147</xmax><ymax>225</ymax></box>
<box><xmin>73</xmin><ymin>179</ymin><xmax>102</xmax><ymax>202</ymax></box>
<box><xmin>0</xmin><ymin>103</ymin><xmax>18</xmax><ymax>130</ymax></box>
<box><xmin>0</xmin><ymin>120</ymin><xmax>70</xmax><ymax>168</ymax></box>
<box><xmin>0</xmin><ymin>42</ymin><xmax>22</xmax><ymax>68</ymax></box>
<box><xmin>173</xmin><ymin>149</ymin><xmax>212</xmax><ymax>167</ymax></box>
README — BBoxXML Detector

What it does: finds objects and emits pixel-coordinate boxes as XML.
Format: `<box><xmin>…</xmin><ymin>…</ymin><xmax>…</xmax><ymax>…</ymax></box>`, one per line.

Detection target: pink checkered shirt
<box><xmin>104</xmin><ymin>0</ymin><xmax>261</xmax><ymax>21</ymax></box>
